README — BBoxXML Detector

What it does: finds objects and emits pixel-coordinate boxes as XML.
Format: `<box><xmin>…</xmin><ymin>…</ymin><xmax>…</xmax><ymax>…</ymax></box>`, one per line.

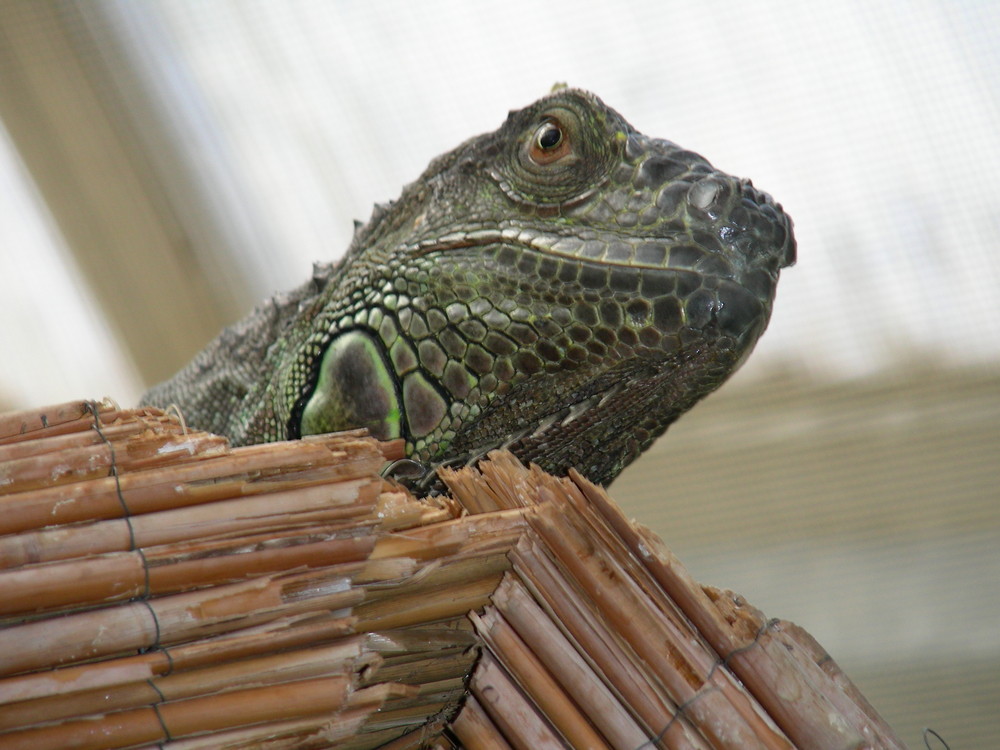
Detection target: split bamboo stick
<box><xmin>0</xmin><ymin>399</ymin><xmax>117</xmax><ymax>442</ymax></box>
<box><xmin>0</xmin><ymin>513</ymin><xmax>380</xmax><ymax>617</ymax></box>
<box><xmin>0</xmin><ymin>571</ymin><xmax>365</xmax><ymax>676</ymax></box>
<box><xmin>509</xmin><ymin>535</ymin><xmax>707</xmax><ymax>749</ymax></box>
<box><xmin>469</xmin><ymin>651</ymin><xmax>567</xmax><ymax>749</ymax></box>
<box><xmin>0</xmin><ymin>613</ymin><xmax>358</xmax><ymax>710</ymax></box>
<box><xmin>134</xmin><ymin>710</ymin><xmax>370</xmax><ymax>750</ymax></box>
<box><xmin>0</xmin><ymin>416</ymin><xmax>151</xmax><ymax>462</ymax></box>
<box><xmin>0</xmin><ymin>430</ymin><xmax>228</xmax><ymax>493</ymax></box>
<box><xmin>0</xmin><ymin>641</ymin><xmax>371</xmax><ymax>731</ymax></box>
<box><xmin>0</xmin><ymin>437</ymin><xmax>390</xmax><ymax>535</ymax></box>
<box><xmin>374</xmin><ymin>720</ymin><xmax>452</xmax><ymax>750</ymax></box>
<box><xmin>0</xmin><ymin>478</ymin><xmax>380</xmax><ymax>567</ymax></box>
<box><xmin>0</xmin><ymin>676</ymin><xmax>354</xmax><ymax>750</ymax></box>
<box><xmin>783</xmin><ymin>620</ymin><xmax>903</xmax><ymax>745</ymax></box>
<box><xmin>527</xmin><ymin>493</ymin><xmax>791</xmax><ymax>748</ymax></box>
<box><xmin>488</xmin><ymin>573</ymin><xmax>658</xmax><ymax>750</ymax></box>
<box><xmin>470</xmin><ymin>606</ymin><xmax>611</xmax><ymax>750</ymax></box>
<box><xmin>451</xmin><ymin>695</ymin><xmax>516</xmax><ymax>750</ymax></box>
<box><xmin>571</xmin><ymin>471</ymin><xmax>907</xmax><ymax>749</ymax></box>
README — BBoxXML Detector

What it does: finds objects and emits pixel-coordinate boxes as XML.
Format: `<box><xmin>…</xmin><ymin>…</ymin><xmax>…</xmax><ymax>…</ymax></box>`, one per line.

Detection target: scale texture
<box><xmin>142</xmin><ymin>88</ymin><xmax>795</xmax><ymax>486</ymax></box>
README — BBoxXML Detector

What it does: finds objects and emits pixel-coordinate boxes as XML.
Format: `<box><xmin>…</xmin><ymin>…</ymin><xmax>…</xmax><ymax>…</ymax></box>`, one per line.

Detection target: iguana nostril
<box><xmin>688</xmin><ymin>177</ymin><xmax>723</xmax><ymax>210</ymax></box>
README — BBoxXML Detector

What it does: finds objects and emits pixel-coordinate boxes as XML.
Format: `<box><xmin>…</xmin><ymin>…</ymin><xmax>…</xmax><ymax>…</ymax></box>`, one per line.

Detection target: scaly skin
<box><xmin>142</xmin><ymin>88</ymin><xmax>795</xmax><ymax>487</ymax></box>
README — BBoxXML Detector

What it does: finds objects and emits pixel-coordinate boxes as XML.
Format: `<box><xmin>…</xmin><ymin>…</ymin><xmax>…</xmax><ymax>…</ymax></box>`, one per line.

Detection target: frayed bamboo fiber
<box><xmin>0</xmin><ymin>400</ymin><xmax>906</xmax><ymax>749</ymax></box>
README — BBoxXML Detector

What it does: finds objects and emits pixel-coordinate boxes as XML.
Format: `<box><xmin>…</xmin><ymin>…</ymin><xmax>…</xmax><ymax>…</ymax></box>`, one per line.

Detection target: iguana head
<box><xmin>296</xmin><ymin>88</ymin><xmax>796</xmax><ymax>485</ymax></box>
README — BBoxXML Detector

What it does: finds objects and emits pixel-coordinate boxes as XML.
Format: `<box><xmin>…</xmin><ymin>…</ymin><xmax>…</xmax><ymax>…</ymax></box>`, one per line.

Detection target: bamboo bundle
<box><xmin>0</xmin><ymin>400</ymin><xmax>906</xmax><ymax>748</ymax></box>
<box><xmin>440</xmin><ymin>456</ymin><xmax>908</xmax><ymax>749</ymax></box>
<box><xmin>0</xmin><ymin>401</ymin><xmax>483</xmax><ymax>749</ymax></box>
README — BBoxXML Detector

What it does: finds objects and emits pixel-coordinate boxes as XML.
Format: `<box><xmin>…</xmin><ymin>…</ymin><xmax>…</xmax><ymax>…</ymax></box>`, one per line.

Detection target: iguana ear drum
<box><xmin>301</xmin><ymin>327</ymin><xmax>455</xmax><ymax>444</ymax></box>
<box><xmin>300</xmin><ymin>330</ymin><xmax>403</xmax><ymax>441</ymax></box>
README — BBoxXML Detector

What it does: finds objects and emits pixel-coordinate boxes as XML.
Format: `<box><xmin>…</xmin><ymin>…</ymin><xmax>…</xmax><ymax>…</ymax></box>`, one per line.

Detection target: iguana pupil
<box><xmin>141</xmin><ymin>88</ymin><xmax>796</xmax><ymax>487</ymax></box>
<box><xmin>537</xmin><ymin>122</ymin><xmax>563</xmax><ymax>150</ymax></box>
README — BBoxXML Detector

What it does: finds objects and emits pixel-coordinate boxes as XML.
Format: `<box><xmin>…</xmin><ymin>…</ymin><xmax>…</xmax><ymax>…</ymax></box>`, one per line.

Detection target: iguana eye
<box><xmin>529</xmin><ymin>118</ymin><xmax>570</xmax><ymax>164</ymax></box>
<box><xmin>500</xmin><ymin>96</ymin><xmax>615</xmax><ymax>205</ymax></box>
<box><xmin>537</xmin><ymin>122</ymin><xmax>562</xmax><ymax>149</ymax></box>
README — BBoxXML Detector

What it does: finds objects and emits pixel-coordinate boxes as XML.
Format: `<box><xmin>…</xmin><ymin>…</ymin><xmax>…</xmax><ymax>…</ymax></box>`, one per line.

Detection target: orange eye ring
<box><xmin>529</xmin><ymin>118</ymin><xmax>571</xmax><ymax>164</ymax></box>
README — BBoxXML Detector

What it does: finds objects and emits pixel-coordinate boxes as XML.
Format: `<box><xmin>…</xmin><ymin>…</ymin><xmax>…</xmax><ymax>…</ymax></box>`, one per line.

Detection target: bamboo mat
<box><xmin>0</xmin><ymin>400</ymin><xmax>905</xmax><ymax>749</ymax></box>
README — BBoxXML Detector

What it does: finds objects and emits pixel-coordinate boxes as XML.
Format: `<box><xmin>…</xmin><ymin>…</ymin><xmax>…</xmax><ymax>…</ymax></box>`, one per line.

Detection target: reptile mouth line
<box><xmin>410</xmin><ymin>227</ymin><xmax>755</xmax><ymax>278</ymax></box>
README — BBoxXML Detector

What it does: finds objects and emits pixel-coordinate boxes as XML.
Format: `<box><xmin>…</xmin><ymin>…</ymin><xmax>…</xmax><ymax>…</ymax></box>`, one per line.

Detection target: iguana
<box><xmin>142</xmin><ymin>88</ymin><xmax>795</xmax><ymax>487</ymax></box>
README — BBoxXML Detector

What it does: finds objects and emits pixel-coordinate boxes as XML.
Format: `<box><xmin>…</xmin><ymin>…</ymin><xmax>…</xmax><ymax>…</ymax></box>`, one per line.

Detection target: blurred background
<box><xmin>1</xmin><ymin>1</ymin><xmax>997</xmax><ymax>745</ymax></box>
